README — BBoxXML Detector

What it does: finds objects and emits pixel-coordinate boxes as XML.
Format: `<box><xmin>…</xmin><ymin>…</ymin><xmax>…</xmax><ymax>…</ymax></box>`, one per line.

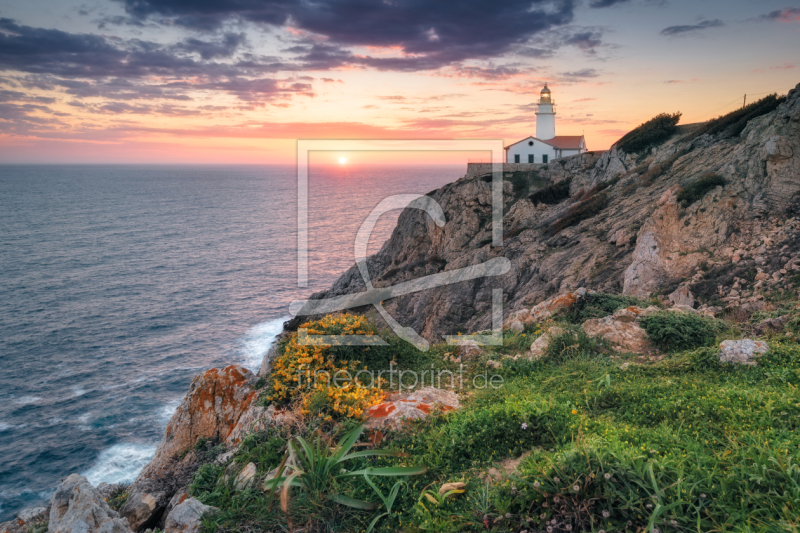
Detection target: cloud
<box><xmin>660</xmin><ymin>19</ymin><xmax>724</xmax><ymax>36</ymax></box>
<box><xmin>663</xmin><ymin>78</ymin><xmax>699</xmax><ymax>83</ymax></box>
<box><xmin>523</xmin><ymin>26</ymin><xmax>607</xmax><ymax>57</ymax></box>
<box><xmin>560</xmin><ymin>68</ymin><xmax>600</xmax><ymax>79</ymax></box>
<box><xmin>754</xmin><ymin>8</ymin><xmax>800</xmax><ymax>23</ymax></box>
<box><xmin>589</xmin><ymin>0</ymin><xmax>631</xmax><ymax>8</ymax></box>
<box><xmin>0</xmin><ymin>18</ymin><xmax>312</xmax><ymax>104</ymax></box>
<box><xmin>175</xmin><ymin>33</ymin><xmax>248</xmax><ymax>60</ymax></box>
<box><xmin>113</xmin><ymin>0</ymin><xmax>577</xmax><ymax>69</ymax></box>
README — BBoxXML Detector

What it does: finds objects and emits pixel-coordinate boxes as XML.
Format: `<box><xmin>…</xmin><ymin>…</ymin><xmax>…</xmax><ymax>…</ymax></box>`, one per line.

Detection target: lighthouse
<box><xmin>535</xmin><ymin>83</ymin><xmax>556</xmax><ymax>140</ymax></box>
<box><xmin>503</xmin><ymin>83</ymin><xmax>587</xmax><ymax>164</ymax></box>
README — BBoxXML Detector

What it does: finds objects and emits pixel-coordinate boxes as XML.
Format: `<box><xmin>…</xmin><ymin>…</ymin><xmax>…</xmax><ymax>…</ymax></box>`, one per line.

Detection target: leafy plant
<box><xmin>641</xmin><ymin>311</ymin><xmax>720</xmax><ymax>351</ymax></box>
<box><xmin>677</xmin><ymin>173</ymin><xmax>727</xmax><ymax>207</ymax></box>
<box><xmin>277</xmin><ymin>423</ymin><xmax>426</xmax><ymax>512</ymax></box>
<box><xmin>615</xmin><ymin>112</ymin><xmax>681</xmax><ymax>154</ymax></box>
<box><xmin>564</xmin><ymin>292</ymin><xmax>649</xmax><ymax>323</ymax></box>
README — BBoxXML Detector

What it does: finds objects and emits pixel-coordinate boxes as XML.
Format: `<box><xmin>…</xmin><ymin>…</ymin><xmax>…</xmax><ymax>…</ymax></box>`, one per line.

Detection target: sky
<box><xmin>0</xmin><ymin>0</ymin><xmax>798</xmax><ymax>164</ymax></box>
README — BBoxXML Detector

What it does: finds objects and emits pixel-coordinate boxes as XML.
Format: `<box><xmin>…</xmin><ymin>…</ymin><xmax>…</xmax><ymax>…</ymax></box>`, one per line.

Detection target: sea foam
<box><xmin>238</xmin><ymin>317</ymin><xmax>289</xmax><ymax>372</ymax></box>
<box><xmin>82</xmin><ymin>443</ymin><xmax>157</xmax><ymax>486</ymax></box>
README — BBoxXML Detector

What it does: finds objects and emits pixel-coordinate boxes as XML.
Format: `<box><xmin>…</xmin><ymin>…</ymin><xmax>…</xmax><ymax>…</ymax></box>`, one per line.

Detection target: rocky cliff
<box><xmin>290</xmin><ymin>83</ymin><xmax>800</xmax><ymax>341</ymax></box>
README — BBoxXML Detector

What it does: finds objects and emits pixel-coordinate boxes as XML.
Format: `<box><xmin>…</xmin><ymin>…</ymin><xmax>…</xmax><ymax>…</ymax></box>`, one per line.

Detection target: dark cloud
<box><xmin>175</xmin><ymin>33</ymin><xmax>248</xmax><ymax>60</ymax></box>
<box><xmin>754</xmin><ymin>8</ymin><xmax>800</xmax><ymax>22</ymax></box>
<box><xmin>660</xmin><ymin>19</ymin><xmax>724</xmax><ymax>36</ymax></box>
<box><xmin>114</xmin><ymin>0</ymin><xmax>576</xmax><ymax>68</ymax></box>
<box><xmin>523</xmin><ymin>26</ymin><xmax>607</xmax><ymax>57</ymax></box>
<box><xmin>0</xmin><ymin>18</ymin><xmax>312</xmax><ymax>104</ymax></box>
<box><xmin>589</xmin><ymin>0</ymin><xmax>631</xmax><ymax>7</ymax></box>
<box><xmin>564</xmin><ymin>31</ymin><xmax>603</xmax><ymax>53</ymax></box>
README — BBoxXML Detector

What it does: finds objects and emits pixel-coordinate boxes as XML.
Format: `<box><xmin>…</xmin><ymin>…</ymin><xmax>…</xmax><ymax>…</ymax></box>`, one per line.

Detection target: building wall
<box><xmin>536</xmin><ymin>103</ymin><xmax>556</xmax><ymax>140</ymax></box>
<box><xmin>505</xmin><ymin>137</ymin><xmax>557</xmax><ymax>164</ymax></box>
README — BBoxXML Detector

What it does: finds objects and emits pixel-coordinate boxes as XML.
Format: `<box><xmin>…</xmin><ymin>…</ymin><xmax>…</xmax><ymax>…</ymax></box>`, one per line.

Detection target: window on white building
<box><xmin>528</xmin><ymin>154</ymin><xmax>534</xmax><ymax>163</ymax></box>
<box><xmin>514</xmin><ymin>154</ymin><xmax>520</xmax><ymax>163</ymax></box>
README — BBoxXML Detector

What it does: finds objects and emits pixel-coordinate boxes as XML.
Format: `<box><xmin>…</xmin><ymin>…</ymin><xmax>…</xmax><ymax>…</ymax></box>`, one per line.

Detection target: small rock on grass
<box><xmin>439</xmin><ymin>482</ymin><xmax>466</xmax><ymax>497</ymax></box>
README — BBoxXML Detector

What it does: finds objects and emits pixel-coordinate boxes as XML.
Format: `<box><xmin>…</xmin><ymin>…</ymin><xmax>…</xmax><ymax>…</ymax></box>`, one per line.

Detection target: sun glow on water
<box><xmin>338</xmin><ymin>157</ymin><xmax>347</xmax><ymax>164</ymax></box>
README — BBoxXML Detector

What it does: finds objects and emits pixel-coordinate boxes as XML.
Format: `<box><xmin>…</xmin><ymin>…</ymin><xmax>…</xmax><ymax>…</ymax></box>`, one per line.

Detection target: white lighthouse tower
<box><xmin>535</xmin><ymin>83</ymin><xmax>556</xmax><ymax>140</ymax></box>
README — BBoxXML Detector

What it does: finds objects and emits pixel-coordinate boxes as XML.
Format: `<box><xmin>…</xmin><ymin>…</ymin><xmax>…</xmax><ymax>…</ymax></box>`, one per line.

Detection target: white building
<box><xmin>505</xmin><ymin>84</ymin><xmax>587</xmax><ymax>164</ymax></box>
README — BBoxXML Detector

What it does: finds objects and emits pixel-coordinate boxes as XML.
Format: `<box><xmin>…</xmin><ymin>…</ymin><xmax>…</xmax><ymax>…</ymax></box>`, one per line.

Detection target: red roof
<box><xmin>546</xmin><ymin>136</ymin><xmax>584</xmax><ymax>150</ymax></box>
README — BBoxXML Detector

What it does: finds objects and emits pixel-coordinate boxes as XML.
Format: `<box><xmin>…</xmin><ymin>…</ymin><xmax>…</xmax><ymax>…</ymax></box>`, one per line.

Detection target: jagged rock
<box><xmin>365</xmin><ymin>387</ymin><xmax>459</xmax><ymax>430</ymax></box>
<box><xmin>530</xmin><ymin>288</ymin><xmax>588</xmax><ymax>322</ymax></box>
<box><xmin>755</xmin><ymin>315</ymin><xmax>791</xmax><ymax>335</ymax></box>
<box><xmin>163</xmin><ymin>499</ymin><xmax>217</xmax><ymax>533</ymax></box>
<box><xmin>457</xmin><ymin>341</ymin><xmax>482</xmax><ymax>359</ymax></box>
<box><xmin>582</xmin><ymin>306</ymin><xmax>658</xmax><ymax>354</ymax></box>
<box><xmin>485</xmin><ymin>359</ymin><xmax>502</xmax><ymax>369</ymax></box>
<box><xmin>18</xmin><ymin>508</ymin><xmax>47</xmax><ymax>524</ymax></box>
<box><xmin>527</xmin><ymin>326</ymin><xmax>564</xmax><ymax>359</ymax></box>
<box><xmin>121</xmin><ymin>366</ymin><xmax>257</xmax><ymax>531</ymax></box>
<box><xmin>138</xmin><ymin>366</ymin><xmax>257</xmax><ymax>481</ymax></box>
<box><xmin>49</xmin><ymin>474</ymin><xmax>133</xmax><ymax>533</ymax></box>
<box><xmin>234</xmin><ymin>463</ymin><xmax>258</xmax><ymax>490</ymax></box>
<box><xmin>119</xmin><ymin>487</ymin><xmax>166</xmax><ymax>532</ymax></box>
<box><xmin>0</xmin><ymin>507</ymin><xmax>48</xmax><ymax>533</ymax></box>
<box><xmin>162</xmin><ymin>490</ymin><xmax>188</xmax><ymax>527</ymax></box>
<box><xmin>719</xmin><ymin>339</ymin><xmax>769</xmax><ymax>365</ymax></box>
<box><xmin>668</xmin><ymin>286</ymin><xmax>695</xmax><ymax>308</ymax></box>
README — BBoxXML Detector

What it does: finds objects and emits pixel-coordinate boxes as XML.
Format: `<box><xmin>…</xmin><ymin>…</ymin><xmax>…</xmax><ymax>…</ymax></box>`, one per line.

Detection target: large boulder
<box><xmin>48</xmin><ymin>474</ymin><xmax>133</xmax><ymax>533</ymax></box>
<box><xmin>719</xmin><ymin>339</ymin><xmax>769</xmax><ymax>365</ymax></box>
<box><xmin>163</xmin><ymin>498</ymin><xmax>217</xmax><ymax>533</ymax></box>
<box><xmin>365</xmin><ymin>387</ymin><xmax>459</xmax><ymax>431</ymax></box>
<box><xmin>754</xmin><ymin>314</ymin><xmax>791</xmax><ymax>335</ymax></box>
<box><xmin>122</xmin><ymin>366</ymin><xmax>257</xmax><ymax>531</ymax></box>
<box><xmin>582</xmin><ymin>306</ymin><xmax>659</xmax><ymax>354</ymax></box>
<box><xmin>138</xmin><ymin>366</ymin><xmax>258</xmax><ymax>481</ymax></box>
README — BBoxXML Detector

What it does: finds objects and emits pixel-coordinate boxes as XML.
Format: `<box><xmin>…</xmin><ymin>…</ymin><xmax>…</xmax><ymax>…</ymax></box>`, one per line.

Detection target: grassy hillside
<box><xmin>189</xmin><ymin>296</ymin><xmax>800</xmax><ymax>533</ymax></box>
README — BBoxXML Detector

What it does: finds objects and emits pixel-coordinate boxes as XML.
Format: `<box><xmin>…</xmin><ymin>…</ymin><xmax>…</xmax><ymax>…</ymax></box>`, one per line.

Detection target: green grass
<box><xmin>616</xmin><ymin>112</ymin><xmax>681</xmax><ymax>154</ymax></box>
<box><xmin>193</xmin><ymin>312</ymin><xmax>800</xmax><ymax>533</ymax></box>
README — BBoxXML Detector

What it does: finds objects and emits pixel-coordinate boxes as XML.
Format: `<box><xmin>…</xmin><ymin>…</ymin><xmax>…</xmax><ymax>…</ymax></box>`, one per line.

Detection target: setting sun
<box><xmin>338</xmin><ymin>157</ymin><xmax>347</xmax><ymax>164</ymax></box>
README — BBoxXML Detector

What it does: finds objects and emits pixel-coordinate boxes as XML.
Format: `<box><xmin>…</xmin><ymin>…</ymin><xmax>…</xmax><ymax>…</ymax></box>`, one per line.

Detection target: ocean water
<box><xmin>0</xmin><ymin>164</ymin><xmax>462</xmax><ymax>520</ymax></box>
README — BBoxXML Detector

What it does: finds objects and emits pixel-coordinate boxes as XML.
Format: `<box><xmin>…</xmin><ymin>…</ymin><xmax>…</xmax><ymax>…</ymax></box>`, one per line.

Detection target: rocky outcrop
<box><xmin>287</xmin><ymin>83</ymin><xmax>800</xmax><ymax>342</ymax></box>
<box><xmin>365</xmin><ymin>387</ymin><xmax>459</xmax><ymax>430</ymax></box>
<box><xmin>120</xmin><ymin>366</ymin><xmax>257</xmax><ymax>532</ymax></box>
<box><xmin>49</xmin><ymin>475</ymin><xmax>133</xmax><ymax>533</ymax></box>
<box><xmin>163</xmin><ymin>498</ymin><xmax>217</xmax><ymax>533</ymax></box>
<box><xmin>719</xmin><ymin>339</ymin><xmax>769</xmax><ymax>365</ymax></box>
<box><xmin>138</xmin><ymin>366</ymin><xmax>257</xmax><ymax>481</ymax></box>
<box><xmin>582</xmin><ymin>306</ymin><xmax>659</xmax><ymax>354</ymax></box>
<box><xmin>755</xmin><ymin>315</ymin><xmax>791</xmax><ymax>335</ymax></box>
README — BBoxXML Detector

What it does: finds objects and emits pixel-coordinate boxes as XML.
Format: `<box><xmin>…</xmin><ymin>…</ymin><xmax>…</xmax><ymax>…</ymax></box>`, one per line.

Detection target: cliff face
<box><xmin>297</xmin><ymin>83</ymin><xmax>800</xmax><ymax>341</ymax></box>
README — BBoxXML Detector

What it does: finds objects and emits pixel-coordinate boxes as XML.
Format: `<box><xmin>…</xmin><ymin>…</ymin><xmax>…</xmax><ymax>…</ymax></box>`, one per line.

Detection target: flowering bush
<box><xmin>266</xmin><ymin>314</ymin><xmax>384</xmax><ymax>418</ymax></box>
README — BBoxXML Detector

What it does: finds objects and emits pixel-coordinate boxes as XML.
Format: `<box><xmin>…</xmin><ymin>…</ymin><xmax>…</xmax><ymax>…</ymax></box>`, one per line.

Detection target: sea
<box><xmin>0</xmin><ymin>164</ymin><xmax>463</xmax><ymax>521</ymax></box>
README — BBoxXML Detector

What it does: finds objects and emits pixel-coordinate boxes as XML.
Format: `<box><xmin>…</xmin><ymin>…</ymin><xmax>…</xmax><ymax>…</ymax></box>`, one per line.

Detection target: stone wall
<box><xmin>464</xmin><ymin>162</ymin><xmax>543</xmax><ymax>178</ymax></box>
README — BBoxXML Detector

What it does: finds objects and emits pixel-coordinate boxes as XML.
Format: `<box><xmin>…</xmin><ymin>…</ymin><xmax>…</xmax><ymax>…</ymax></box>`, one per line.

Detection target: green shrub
<box><xmin>676</xmin><ymin>173</ymin><xmax>727</xmax><ymax>207</ymax></box>
<box><xmin>528</xmin><ymin>178</ymin><xmax>571</xmax><ymax>206</ymax></box>
<box><xmin>641</xmin><ymin>311</ymin><xmax>719</xmax><ymax>351</ymax></box>
<box><xmin>546</xmin><ymin>191</ymin><xmax>609</xmax><ymax>236</ymax></box>
<box><xmin>686</xmin><ymin>93</ymin><xmax>786</xmax><ymax>141</ymax></box>
<box><xmin>615</xmin><ymin>112</ymin><xmax>681</xmax><ymax>154</ymax></box>
<box><xmin>564</xmin><ymin>292</ymin><xmax>648</xmax><ymax>323</ymax></box>
<box><xmin>543</xmin><ymin>328</ymin><xmax>606</xmax><ymax>363</ymax></box>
